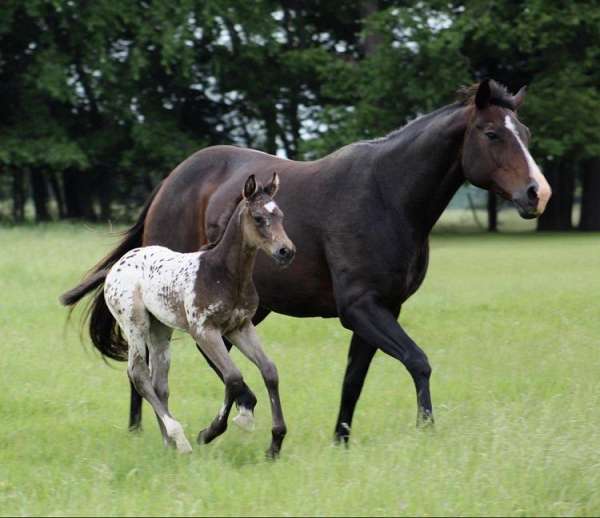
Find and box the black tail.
[60,181,163,361]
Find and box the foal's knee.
[224,371,245,396]
[263,360,279,389]
[155,385,169,403]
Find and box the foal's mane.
[456,80,516,110]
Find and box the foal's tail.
[59,181,163,361]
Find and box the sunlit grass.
[1,224,599,516]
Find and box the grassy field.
[1,224,599,516]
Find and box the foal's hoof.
[232,407,255,432]
[197,428,210,445]
[175,438,193,454]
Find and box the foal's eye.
[253,215,265,225]
[485,131,499,141]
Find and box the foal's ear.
[475,78,491,110]
[512,85,527,110]
[263,172,280,198]
[243,175,258,199]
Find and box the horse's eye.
[485,131,499,141]
[253,215,265,225]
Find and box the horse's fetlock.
[272,424,287,439]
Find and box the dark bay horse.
[61,80,551,443]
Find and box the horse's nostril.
[527,185,538,202]
[278,247,290,258]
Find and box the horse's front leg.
[193,327,246,445]
[334,334,377,444]
[339,295,433,427]
[227,321,286,459]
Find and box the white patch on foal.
[264,201,277,213]
[233,407,255,432]
[504,115,551,211]
[162,415,192,453]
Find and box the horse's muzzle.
[512,181,544,219]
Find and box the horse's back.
[143,146,303,252]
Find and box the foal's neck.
[373,104,470,238]
[206,203,257,293]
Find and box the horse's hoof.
[232,407,255,432]
[417,411,435,430]
[265,446,280,460]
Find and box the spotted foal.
[104,173,295,456]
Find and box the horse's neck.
[373,105,469,237]
[207,205,257,292]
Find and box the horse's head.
[241,173,296,267]
[461,79,551,219]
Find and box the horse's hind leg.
[227,322,287,459]
[124,309,191,453]
[192,328,245,445]
[148,318,174,447]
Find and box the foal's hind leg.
[192,327,245,445]
[123,310,191,453]
[228,322,287,458]
[148,318,174,447]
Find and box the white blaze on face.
[264,201,277,213]
[504,115,551,213]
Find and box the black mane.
[456,80,516,110]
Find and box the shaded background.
[1,0,599,231]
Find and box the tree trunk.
[29,168,51,222]
[579,157,600,231]
[537,162,575,231]
[12,170,26,223]
[96,169,112,221]
[361,1,383,57]
[262,106,278,155]
[63,169,97,221]
[48,170,66,218]
[487,192,498,232]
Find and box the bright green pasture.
[1,225,599,516]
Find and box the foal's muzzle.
[273,245,295,268]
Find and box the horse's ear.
[243,175,258,199]
[513,85,527,110]
[475,79,491,110]
[263,172,280,197]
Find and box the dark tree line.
[1,0,599,230]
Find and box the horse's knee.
[407,353,431,380]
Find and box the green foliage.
[0,0,598,222]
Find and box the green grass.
[1,224,600,516]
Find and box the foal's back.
[104,245,203,332]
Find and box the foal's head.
[460,79,551,219]
[241,173,296,267]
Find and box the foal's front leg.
[192,327,246,445]
[227,322,287,458]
